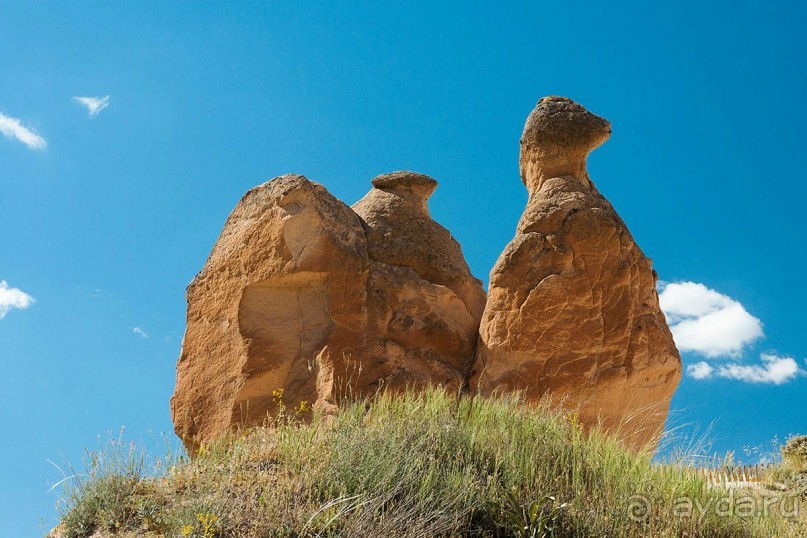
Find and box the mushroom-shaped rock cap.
[371,171,438,201]
[520,97,611,190]
[521,96,611,153]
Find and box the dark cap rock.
[521,96,611,154]
[371,171,438,200]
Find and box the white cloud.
[687,361,715,380]
[659,281,763,358]
[687,354,805,385]
[717,354,804,385]
[0,281,35,319]
[666,281,805,387]
[133,326,149,339]
[73,95,110,117]
[0,112,47,150]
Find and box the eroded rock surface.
[353,171,487,393]
[172,172,485,451]
[471,97,682,450]
[170,175,370,450]
[172,98,682,453]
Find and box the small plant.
[272,387,286,422]
[782,435,807,470]
[175,512,222,538]
[501,490,567,538]
[564,410,581,432]
[268,387,312,426]
[196,512,221,538]
[294,399,309,416]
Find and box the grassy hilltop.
[52,389,805,537]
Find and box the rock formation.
[471,97,681,450]
[352,172,487,395]
[172,97,682,453]
[353,171,486,322]
[170,175,368,450]
[171,172,485,451]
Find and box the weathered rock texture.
[352,171,486,323]
[471,97,682,450]
[351,172,487,396]
[171,172,485,451]
[172,97,682,453]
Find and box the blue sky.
[1,1,805,535]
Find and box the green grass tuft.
[51,389,806,537]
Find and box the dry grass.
[51,388,806,537]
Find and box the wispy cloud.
[133,326,149,339]
[73,95,110,117]
[686,361,715,380]
[0,112,47,150]
[687,354,805,385]
[0,281,35,319]
[659,281,763,358]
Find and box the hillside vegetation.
[51,389,805,537]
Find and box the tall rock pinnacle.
[471,96,682,450]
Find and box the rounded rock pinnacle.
[519,96,611,190]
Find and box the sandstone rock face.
[173,98,682,452]
[171,172,485,450]
[471,97,682,450]
[352,171,486,322]
[353,171,487,394]
[170,175,369,449]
